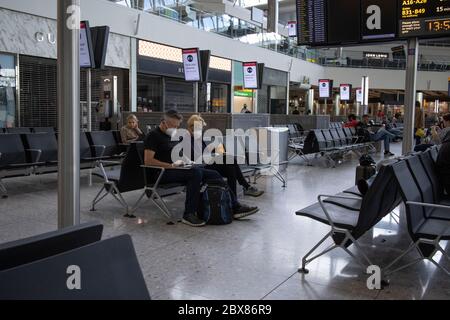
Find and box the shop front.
[137,40,232,114]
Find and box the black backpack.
[198,184,233,225]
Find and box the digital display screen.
[80,21,94,68]
[327,0,360,45]
[182,48,201,82]
[318,79,332,98]
[399,0,450,37]
[296,0,327,45]
[243,62,258,89]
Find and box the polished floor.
[1,142,449,300]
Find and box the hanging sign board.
[356,88,363,103]
[340,84,352,101]
[288,21,297,37]
[182,48,201,82]
[243,62,258,89]
[319,79,332,98]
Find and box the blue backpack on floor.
[199,184,233,225]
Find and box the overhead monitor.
[288,21,297,37]
[340,84,352,101]
[91,26,110,70]
[327,0,360,45]
[296,0,327,45]
[356,88,363,103]
[182,48,201,82]
[360,0,397,41]
[243,62,258,89]
[318,79,333,98]
[398,0,450,38]
[80,21,95,68]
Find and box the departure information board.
[296,0,450,47]
[399,0,450,37]
[296,0,327,45]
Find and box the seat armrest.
[91,145,106,157]
[406,201,450,211]
[141,165,166,189]
[26,149,42,163]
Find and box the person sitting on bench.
[144,110,258,227]
[186,114,264,198]
[357,115,395,156]
[344,114,359,128]
[121,114,145,143]
[435,114,450,195]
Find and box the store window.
[164,78,195,113]
[0,53,17,128]
[137,74,162,112]
[199,83,229,113]
[269,86,287,114]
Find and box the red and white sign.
[319,79,331,98]
[243,62,258,89]
[182,48,201,82]
[340,84,352,101]
[356,88,363,103]
[288,21,297,37]
[80,21,93,68]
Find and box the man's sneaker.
[233,204,259,219]
[181,214,206,227]
[244,186,264,197]
[384,151,395,157]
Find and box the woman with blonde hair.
[186,114,264,198]
[120,114,144,143]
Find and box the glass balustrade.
[109,0,450,72]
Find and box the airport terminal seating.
[0,131,125,198]
[288,128,374,167]
[296,161,402,274]
[0,222,150,299]
[383,148,450,279]
[330,122,343,129]
[91,142,185,220]
[0,221,103,271]
[296,145,450,281]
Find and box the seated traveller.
[121,114,145,144]
[344,114,359,128]
[186,114,264,198]
[436,114,450,195]
[144,110,258,227]
[382,117,402,141]
[357,115,396,157]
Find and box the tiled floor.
[1,142,449,300]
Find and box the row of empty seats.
[329,122,344,129]
[0,131,126,198]
[289,127,374,167]
[296,145,449,284]
[1,127,55,134]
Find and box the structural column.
[402,38,419,155]
[57,0,80,228]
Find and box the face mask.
[165,128,177,137]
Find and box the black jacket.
[436,130,450,192]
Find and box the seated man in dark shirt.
[357,115,396,156]
[144,110,258,227]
